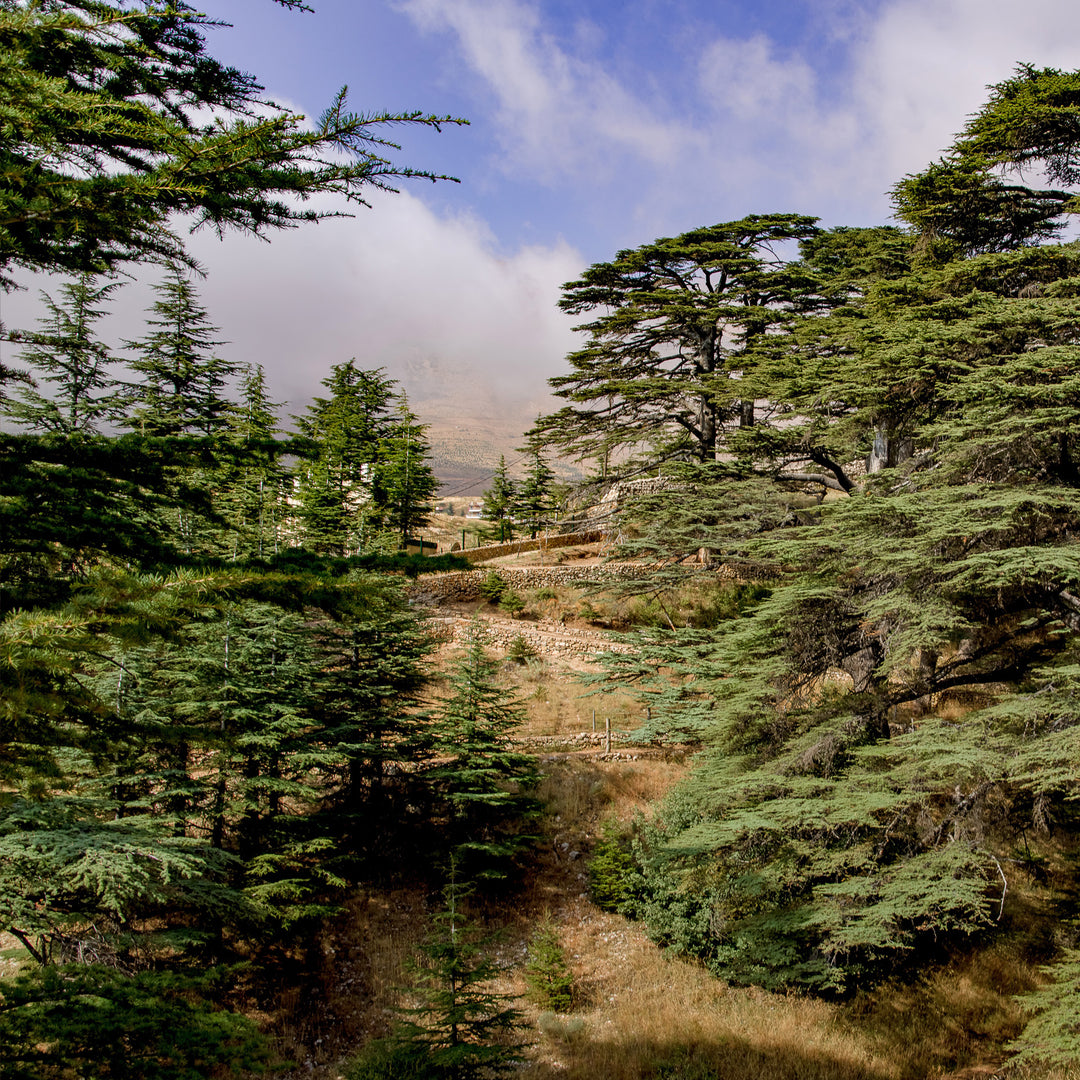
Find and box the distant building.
[465,500,485,519]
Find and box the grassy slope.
[262,572,1069,1080]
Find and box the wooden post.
[592,709,596,732]
[605,717,611,755]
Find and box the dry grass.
[263,754,1063,1080]
[507,658,645,738]
[512,912,890,1080]
[260,585,1067,1080]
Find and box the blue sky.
[7,0,1080,429]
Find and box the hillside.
[267,548,1053,1080]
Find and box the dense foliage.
[539,64,1080,1066]
[0,5,499,1077]
[0,0,463,286]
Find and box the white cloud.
[397,0,701,184]
[2,190,584,431]
[851,0,1080,184]
[397,0,1080,231]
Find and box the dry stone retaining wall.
[453,530,605,563]
[406,564,654,606]
[425,614,634,660]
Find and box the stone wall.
[453,530,605,563]
[405,564,655,606]
[425,613,635,659]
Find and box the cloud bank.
[8,0,1080,448]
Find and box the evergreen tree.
[356,880,523,1080]
[572,75,1080,996]
[309,573,433,864]
[0,964,267,1080]
[5,274,124,434]
[120,268,246,555]
[426,629,539,880]
[380,393,439,544]
[481,456,517,543]
[0,1,463,286]
[124,268,238,438]
[293,362,396,555]
[532,214,821,469]
[514,438,558,540]
[218,365,288,560]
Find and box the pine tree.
[0,2,463,286]
[293,362,396,555]
[425,629,539,880]
[481,456,517,543]
[309,573,433,865]
[514,443,557,541]
[356,879,523,1080]
[124,268,238,438]
[5,274,125,434]
[217,366,288,561]
[557,68,1080,998]
[380,393,439,545]
[532,215,821,469]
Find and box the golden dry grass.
[509,911,891,1080]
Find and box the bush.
[479,571,507,604]
[346,1037,430,1080]
[588,821,637,911]
[537,1011,585,1044]
[0,964,268,1080]
[578,599,601,623]
[498,590,525,617]
[505,635,538,665]
[523,915,576,1011]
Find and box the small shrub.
[533,586,558,602]
[346,1036,429,1080]
[524,915,576,1011]
[537,1011,586,1044]
[588,821,637,911]
[480,571,507,603]
[498,589,525,617]
[627,596,667,628]
[505,635,538,664]
[578,599,601,622]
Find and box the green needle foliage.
[0,1,470,1067]
[0,1,464,285]
[533,214,822,469]
[0,964,267,1080]
[6,274,126,434]
[426,629,540,880]
[377,881,524,1080]
[481,456,517,543]
[523,914,576,1012]
[552,65,1080,1006]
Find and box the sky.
[7,0,1080,427]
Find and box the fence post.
[605,717,611,755]
[592,709,596,732]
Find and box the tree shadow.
[524,1032,893,1080]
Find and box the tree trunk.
[866,421,913,474]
